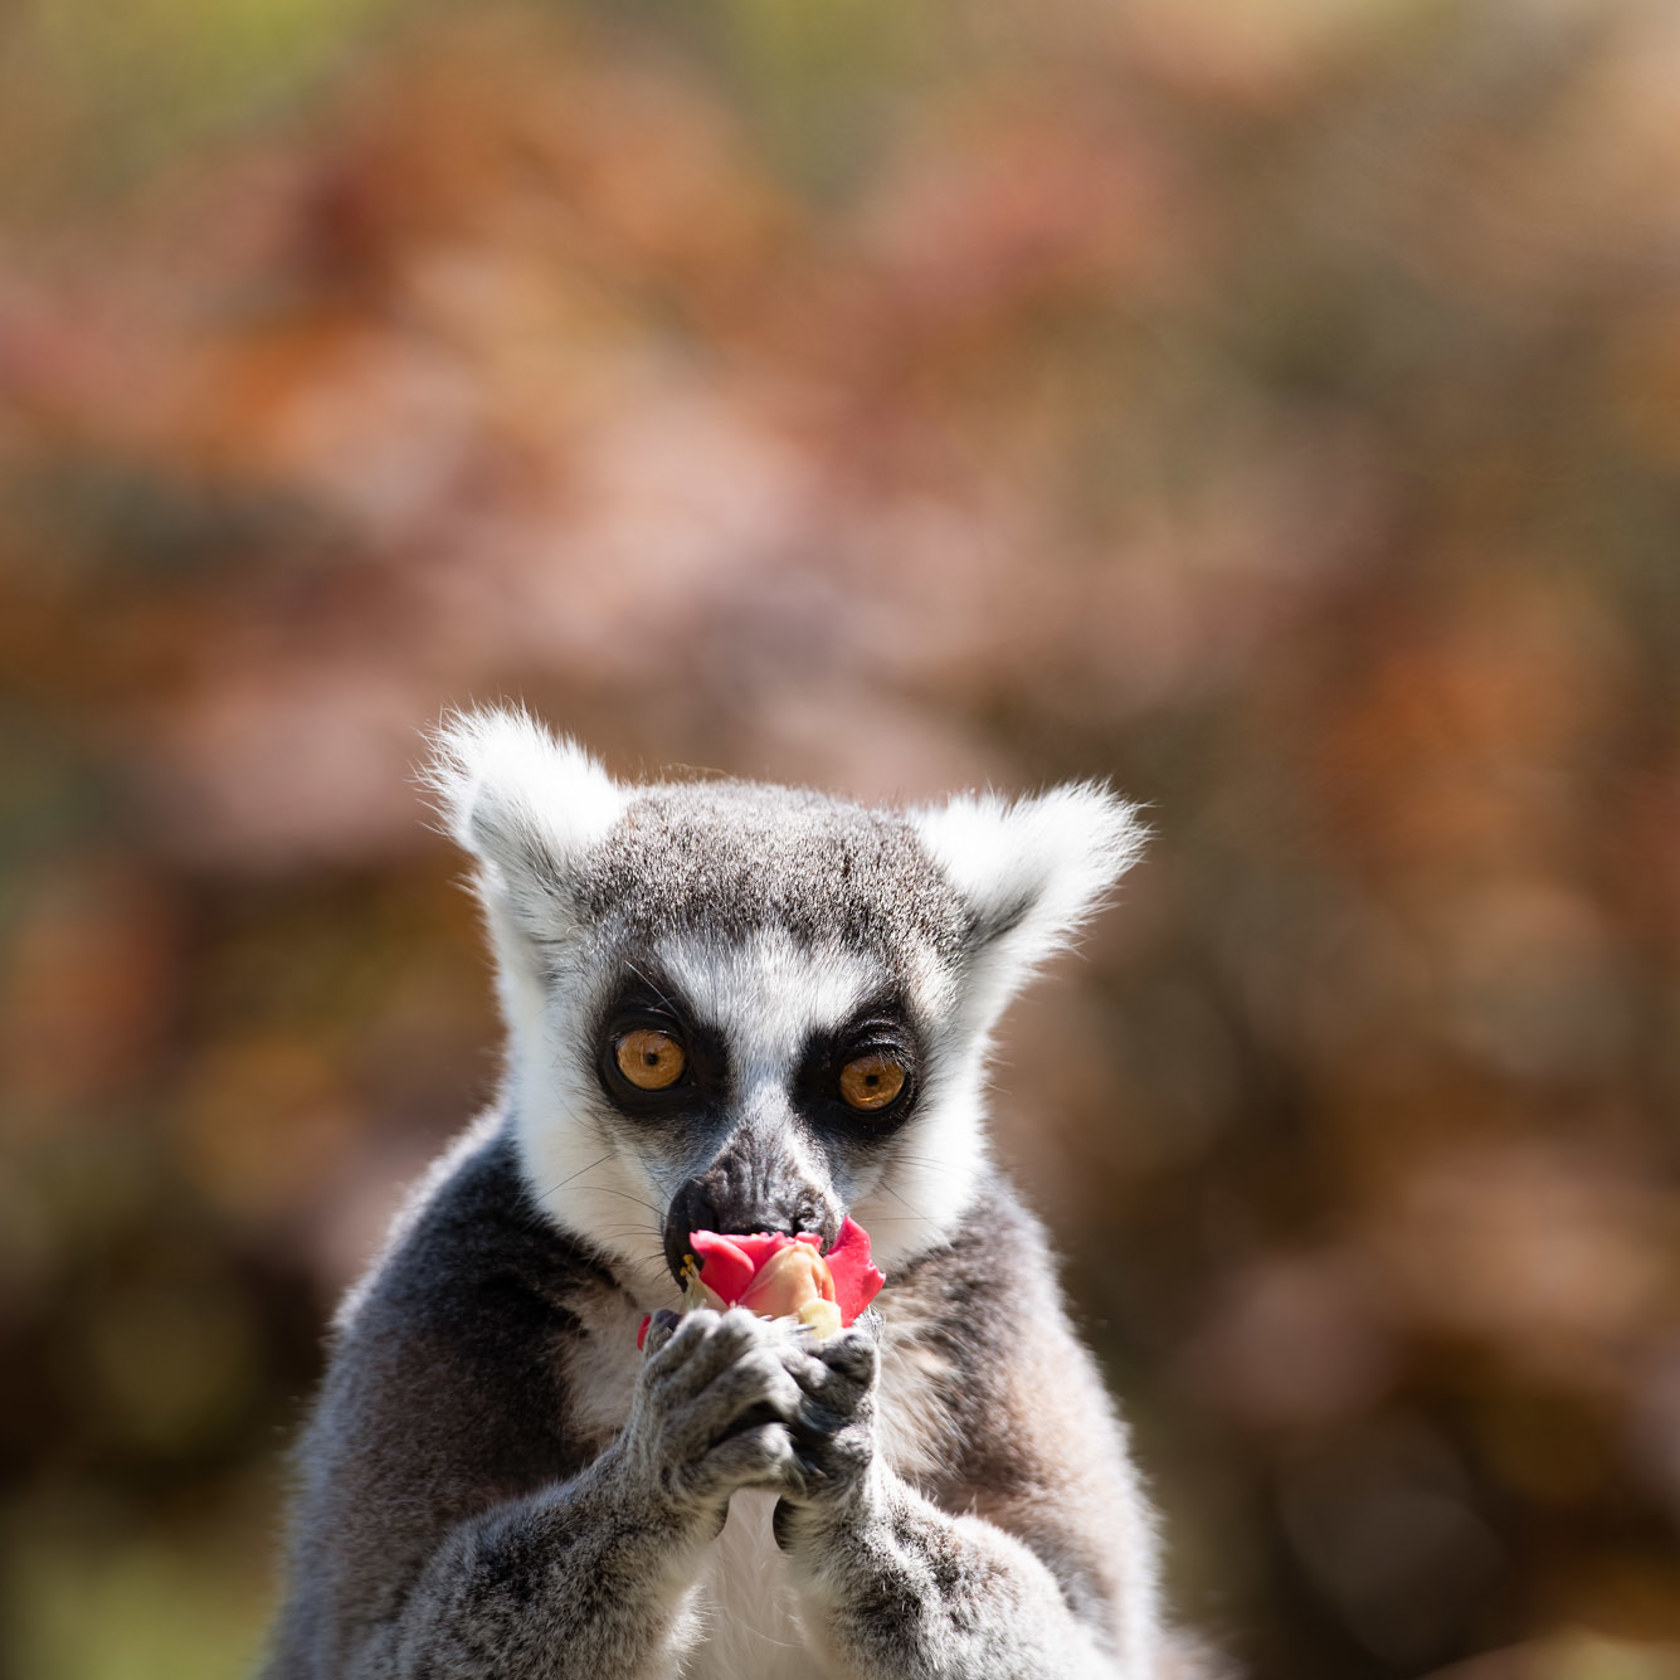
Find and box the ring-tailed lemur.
[261,709,1215,1680]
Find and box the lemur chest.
[685,1489,831,1680]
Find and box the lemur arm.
[342,1451,704,1680]
[343,1308,811,1680]
[772,1199,1162,1680]
[782,1464,1125,1680]
[773,1323,1148,1680]
[260,1139,815,1680]
[306,1310,815,1680]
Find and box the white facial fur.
[655,929,873,1240]
[508,926,990,1300]
[517,930,880,1304]
[658,929,990,1277]
[428,709,1145,1301]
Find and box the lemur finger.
[687,1422,805,1503]
[787,1431,873,1496]
[645,1308,773,1402]
[669,1349,802,1458]
[639,1309,682,1360]
[779,1328,878,1412]
[818,1324,879,1384]
[640,1306,716,1384]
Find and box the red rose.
[637,1218,885,1349]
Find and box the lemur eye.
[839,1053,906,1112]
[616,1028,686,1090]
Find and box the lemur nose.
[661,1173,837,1290]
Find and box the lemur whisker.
[878,1179,943,1235]
[573,1182,667,1220]
[602,1226,664,1251]
[622,956,679,1014]
[533,1150,618,1206]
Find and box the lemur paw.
[622,1308,807,1521]
[773,1313,883,1543]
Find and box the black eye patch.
[593,973,731,1122]
[795,994,921,1139]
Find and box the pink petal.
[729,1232,797,1270]
[689,1230,756,1304]
[689,1229,801,1304]
[688,1224,884,1323]
[825,1218,886,1326]
[739,1244,832,1319]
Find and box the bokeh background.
[4,1,1680,1676]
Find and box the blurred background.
[3,0,1680,1676]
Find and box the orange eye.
[839,1053,906,1112]
[616,1028,686,1091]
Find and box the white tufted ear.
[424,707,626,1044]
[427,706,624,884]
[913,783,1146,1033]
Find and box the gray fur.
[576,783,973,964]
[261,713,1211,1678]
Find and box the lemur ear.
[912,783,1145,1029]
[425,706,624,911]
[425,708,625,1048]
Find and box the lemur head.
[430,709,1143,1307]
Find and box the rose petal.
[739,1243,834,1320]
[735,1232,809,1267]
[683,1273,727,1314]
[824,1218,886,1325]
[688,1230,762,1304]
[674,1220,884,1337]
[637,1313,652,1351]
